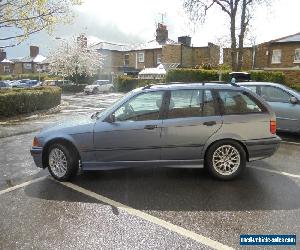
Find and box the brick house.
[0,46,49,75]
[223,32,300,83]
[92,23,220,78]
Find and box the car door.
[161,89,222,160]
[260,85,300,132]
[93,90,166,162]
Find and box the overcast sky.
[4,0,300,58]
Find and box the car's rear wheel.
[109,86,114,92]
[205,140,246,180]
[92,88,99,94]
[47,143,79,181]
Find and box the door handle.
[144,125,158,130]
[203,121,217,126]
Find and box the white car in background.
[84,80,114,94]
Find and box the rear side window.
[260,86,291,103]
[218,90,264,115]
[167,89,217,119]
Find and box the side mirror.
[91,111,100,119]
[290,96,298,104]
[106,113,115,123]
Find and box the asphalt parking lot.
[0,92,299,249]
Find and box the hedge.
[61,84,87,93]
[0,87,61,117]
[166,69,231,83]
[166,69,286,84]
[249,71,285,83]
[114,76,165,92]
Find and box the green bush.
[0,87,61,117]
[249,71,285,83]
[115,76,138,92]
[115,76,167,92]
[287,83,300,92]
[166,69,231,82]
[61,84,87,93]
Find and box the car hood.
[39,116,95,137]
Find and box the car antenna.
[229,77,239,87]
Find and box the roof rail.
[142,84,152,90]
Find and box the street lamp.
[55,37,69,85]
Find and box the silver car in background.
[84,80,114,94]
[31,83,281,181]
[239,82,300,133]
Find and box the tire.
[109,86,114,92]
[205,140,246,180]
[92,88,99,94]
[47,143,79,181]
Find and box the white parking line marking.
[249,166,300,179]
[59,181,233,250]
[0,176,48,195]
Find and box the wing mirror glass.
[290,96,298,104]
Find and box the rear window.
[218,90,265,115]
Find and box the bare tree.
[183,0,270,71]
[0,0,82,49]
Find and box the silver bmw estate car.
[31,83,281,181]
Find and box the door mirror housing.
[289,96,298,104]
[105,113,115,123]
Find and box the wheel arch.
[42,137,81,169]
[203,138,250,164]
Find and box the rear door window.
[218,90,264,115]
[167,89,217,119]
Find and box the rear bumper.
[244,136,281,161]
[30,147,43,168]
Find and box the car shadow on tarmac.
[24,166,300,212]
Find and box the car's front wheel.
[47,143,79,181]
[205,140,246,180]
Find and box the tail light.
[32,137,40,147]
[270,120,276,134]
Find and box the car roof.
[238,81,300,97]
[140,82,244,91]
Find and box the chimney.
[77,34,88,48]
[156,23,168,44]
[0,49,6,61]
[178,36,191,47]
[30,46,39,58]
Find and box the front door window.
[114,91,164,121]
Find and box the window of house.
[114,91,164,121]
[271,49,281,64]
[23,63,32,70]
[218,90,264,115]
[3,65,10,73]
[167,89,216,119]
[294,48,300,63]
[138,52,144,63]
[157,54,161,64]
[124,54,129,66]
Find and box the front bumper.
[30,147,43,168]
[244,136,281,161]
